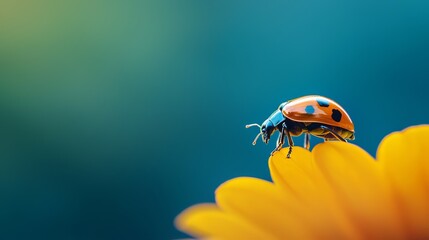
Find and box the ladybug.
[246,95,355,158]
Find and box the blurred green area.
[0,0,428,239]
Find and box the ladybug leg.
[304,133,310,150]
[282,123,294,158]
[276,127,285,149]
[320,125,347,142]
[285,129,294,158]
[271,128,285,155]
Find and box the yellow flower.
[175,125,429,240]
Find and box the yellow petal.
[269,147,319,196]
[269,147,362,240]
[313,141,403,239]
[377,125,429,237]
[176,125,429,239]
[174,203,269,240]
[215,177,311,239]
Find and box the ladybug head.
[246,109,285,146]
[260,119,275,144]
[245,120,275,145]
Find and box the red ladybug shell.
[282,95,354,132]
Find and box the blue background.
[0,0,428,239]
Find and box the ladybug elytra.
[246,95,355,158]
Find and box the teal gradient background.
[1,0,428,239]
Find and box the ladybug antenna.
[245,123,261,129]
[251,132,262,145]
[245,123,262,145]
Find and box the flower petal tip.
[376,124,429,159]
[174,203,224,238]
[174,203,215,229]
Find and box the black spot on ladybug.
[316,98,330,107]
[331,109,342,122]
[305,105,315,114]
